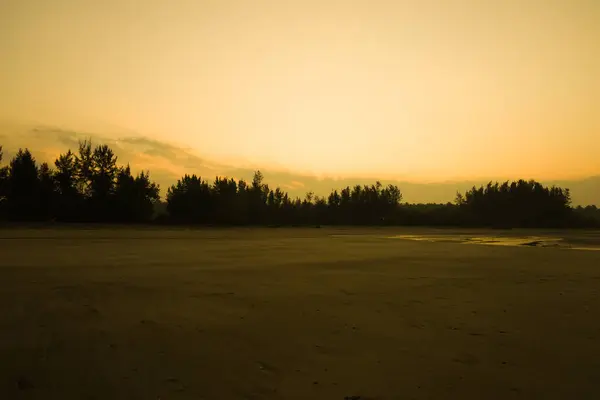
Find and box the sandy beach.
[1,227,599,399]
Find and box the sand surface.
[1,227,600,399]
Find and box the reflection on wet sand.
[387,234,600,251]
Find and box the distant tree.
[0,146,6,193]
[235,179,249,225]
[301,191,315,225]
[457,179,573,228]
[0,139,590,228]
[54,150,78,196]
[88,144,118,221]
[0,146,8,217]
[379,184,402,223]
[265,186,286,225]
[166,174,212,223]
[314,195,328,225]
[211,176,238,224]
[454,191,465,206]
[134,171,160,219]
[54,150,83,221]
[327,189,341,224]
[74,139,94,198]
[38,162,56,220]
[114,166,160,222]
[6,149,40,220]
[573,205,600,227]
[90,144,118,200]
[248,170,269,224]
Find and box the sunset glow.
[1,0,598,181]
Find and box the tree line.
[0,142,159,223]
[0,141,598,227]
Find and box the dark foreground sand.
[1,227,599,399]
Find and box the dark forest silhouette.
[0,141,598,227]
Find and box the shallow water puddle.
[464,236,562,247]
[568,246,600,251]
[387,234,600,251]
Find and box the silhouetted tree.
[53,150,82,221]
[457,180,573,228]
[235,179,250,225]
[6,149,40,220]
[0,140,594,228]
[211,176,239,224]
[38,162,56,220]
[0,146,8,218]
[573,205,600,227]
[248,170,269,224]
[88,144,118,221]
[114,166,160,222]
[74,139,94,197]
[166,175,212,223]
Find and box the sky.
[1,0,599,183]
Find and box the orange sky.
[1,0,598,181]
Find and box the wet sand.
[387,231,600,251]
[1,227,599,399]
